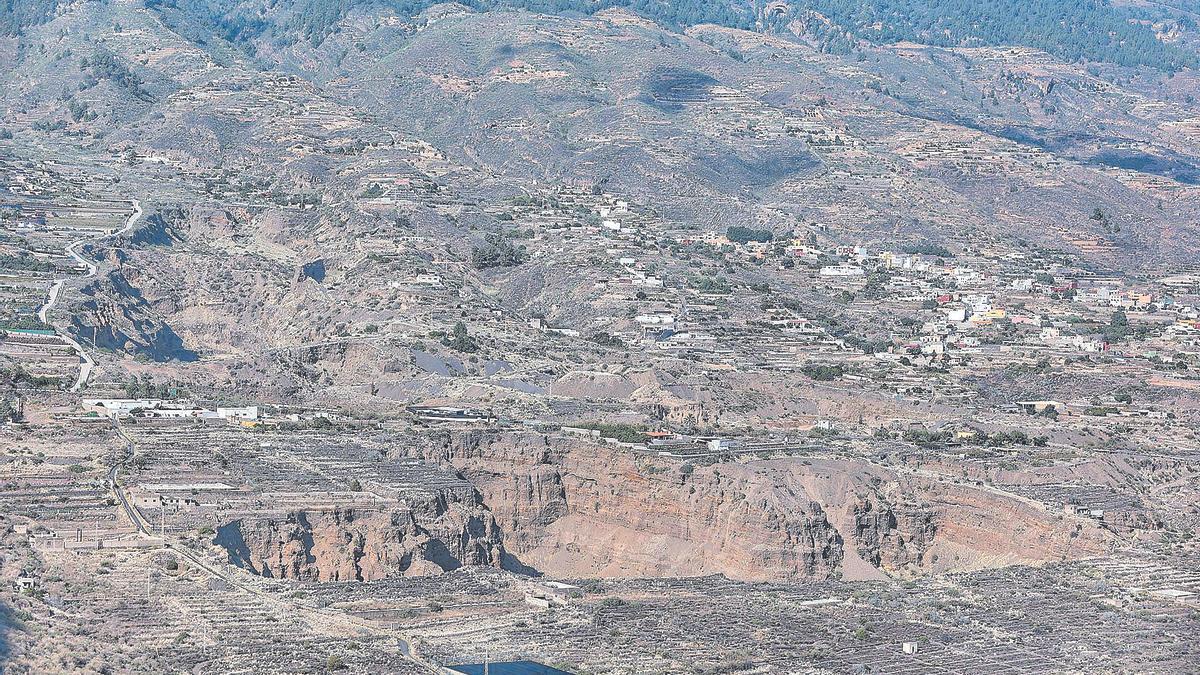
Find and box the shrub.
[472,233,527,269]
[801,364,844,381]
[726,226,773,244]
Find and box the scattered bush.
[472,233,527,269]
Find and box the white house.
[82,398,166,418]
[819,264,864,277]
[217,406,259,421]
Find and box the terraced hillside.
[2,1,1200,673]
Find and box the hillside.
[109,0,1200,70]
[1,2,1199,673]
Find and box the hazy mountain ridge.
[125,0,1200,70]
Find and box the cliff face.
[851,497,937,570]
[913,478,1113,572]
[400,431,1113,582]
[70,269,199,363]
[405,431,846,581]
[214,491,505,581]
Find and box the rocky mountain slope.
[3,0,1200,383]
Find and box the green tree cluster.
[471,233,528,269]
[726,226,773,244]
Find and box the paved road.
[37,199,143,392]
[108,424,148,535]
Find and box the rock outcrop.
[850,497,937,570]
[70,269,199,363]
[405,431,845,581]
[214,491,505,581]
[400,430,1114,582]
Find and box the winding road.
[37,199,143,392]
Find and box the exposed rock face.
[202,433,1118,585]
[70,269,199,363]
[215,492,505,581]
[400,431,1114,582]
[851,497,937,570]
[406,431,845,581]
[771,457,1113,578]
